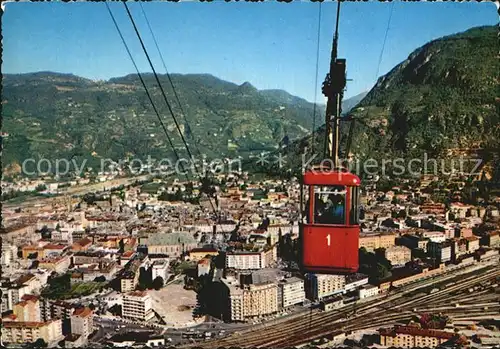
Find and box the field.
[42,276,106,300]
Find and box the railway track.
[181,264,499,348]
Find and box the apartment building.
[452,239,468,259]
[122,291,155,322]
[120,271,139,293]
[226,246,277,270]
[384,246,412,267]
[13,295,41,322]
[379,325,467,348]
[41,299,77,335]
[1,319,63,345]
[1,244,18,267]
[38,255,71,273]
[151,260,169,281]
[72,251,115,266]
[42,244,67,257]
[307,274,346,300]
[359,232,396,252]
[119,256,148,293]
[70,238,93,252]
[483,231,499,247]
[21,245,45,260]
[421,231,446,243]
[70,307,93,338]
[278,277,305,309]
[427,241,452,263]
[14,274,41,296]
[224,280,279,322]
[228,287,244,322]
[226,251,261,270]
[399,234,429,251]
[242,282,278,318]
[1,275,41,313]
[465,236,480,253]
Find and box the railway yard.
[180,258,500,348]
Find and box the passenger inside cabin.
[314,186,346,224]
[324,193,345,224]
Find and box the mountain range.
[2,25,498,179]
[1,70,366,174]
[267,25,499,178]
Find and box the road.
[91,317,161,343]
[91,315,249,346]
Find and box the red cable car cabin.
[300,167,360,274]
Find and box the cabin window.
[301,185,310,223]
[313,185,346,225]
[350,186,360,225]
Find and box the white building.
[70,307,93,338]
[278,277,305,309]
[427,241,452,263]
[421,231,446,243]
[226,252,261,270]
[1,244,18,267]
[344,274,369,293]
[151,261,169,281]
[225,247,277,270]
[307,274,346,300]
[51,227,74,244]
[122,291,154,322]
[359,284,379,299]
[228,287,244,322]
[197,258,211,277]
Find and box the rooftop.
[75,237,92,246]
[3,320,57,329]
[147,231,197,246]
[346,273,369,284]
[190,247,218,253]
[14,273,36,285]
[72,307,93,318]
[380,325,466,343]
[126,290,148,298]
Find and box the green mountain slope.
[1,73,314,170]
[2,71,367,173]
[274,25,499,176]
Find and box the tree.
[118,239,125,253]
[138,266,152,289]
[31,338,48,348]
[94,275,106,282]
[30,260,39,269]
[35,184,47,192]
[152,276,164,290]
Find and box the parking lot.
[149,281,201,328]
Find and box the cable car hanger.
[299,1,361,276]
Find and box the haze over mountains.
[2,25,498,177]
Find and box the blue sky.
[2,1,497,101]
